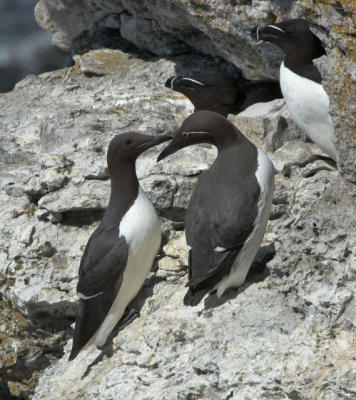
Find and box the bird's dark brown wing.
[184,147,260,305]
[69,225,128,360]
[239,80,282,112]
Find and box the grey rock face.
[35,0,356,181]
[0,47,355,399]
[0,49,223,397]
[2,0,356,396]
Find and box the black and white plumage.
[158,111,275,305]
[165,72,282,117]
[252,18,338,162]
[69,132,172,361]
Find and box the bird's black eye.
[181,132,189,139]
[125,139,132,146]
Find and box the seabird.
[251,18,338,162]
[165,72,282,117]
[69,132,171,360]
[157,111,275,305]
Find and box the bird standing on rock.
[251,18,338,162]
[165,72,282,117]
[158,111,275,305]
[69,132,171,361]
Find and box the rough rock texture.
[34,0,356,182]
[1,47,355,400]
[1,1,356,398]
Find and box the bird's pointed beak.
[157,136,185,162]
[137,134,173,150]
[157,129,211,162]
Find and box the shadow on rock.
[170,53,242,82]
[68,27,155,66]
[0,383,24,400]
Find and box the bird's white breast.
[92,186,161,347]
[119,186,161,255]
[280,61,337,161]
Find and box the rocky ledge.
[0,1,355,399]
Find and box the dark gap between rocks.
[0,299,73,400]
[0,383,25,400]
[159,207,186,227]
[59,208,105,227]
[25,191,43,206]
[68,26,156,67]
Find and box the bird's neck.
[102,161,139,225]
[284,54,313,68]
[284,39,325,68]
[213,131,243,152]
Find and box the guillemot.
[158,111,275,305]
[251,18,338,162]
[69,132,171,360]
[165,72,282,117]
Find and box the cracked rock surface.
[1,3,356,397]
[35,0,356,181]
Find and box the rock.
[35,0,282,78]
[0,49,225,396]
[0,299,69,399]
[120,14,190,56]
[232,99,304,153]
[0,4,355,397]
[271,141,329,175]
[35,0,356,180]
[70,27,136,59]
[157,230,188,282]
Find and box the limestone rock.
[232,99,304,154]
[157,230,188,282]
[35,0,356,180]
[1,3,356,397]
[120,14,190,56]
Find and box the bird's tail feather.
[69,292,113,361]
[183,249,239,307]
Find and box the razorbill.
[69,132,172,360]
[165,72,282,117]
[251,18,338,162]
[157,110,275,305]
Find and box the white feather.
[267,25,286,34]
[256,25,262,40]
[280,61,338,161]
[214,246,227,252]
[78,291,103,300]
[170,76,177,88]
[181,78,205,86]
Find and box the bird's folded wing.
[185,185,259,289]
[69,227,128,360]
[77,227,128,296]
